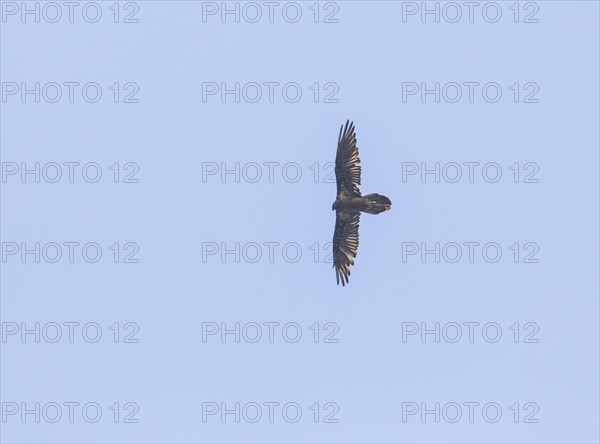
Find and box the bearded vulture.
[332,120,392,286]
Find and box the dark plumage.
[332,120,391,286]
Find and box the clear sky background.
[1,1,599,443]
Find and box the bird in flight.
[332,120,391,286]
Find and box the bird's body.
[332,196,366,212]
[333,194,391,214]
[332,120,391,286]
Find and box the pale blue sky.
[1,1,599,443]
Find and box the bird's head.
[331,201,336,211]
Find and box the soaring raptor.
[332,120,391,286]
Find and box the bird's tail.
[363,193,392,214]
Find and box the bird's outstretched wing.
[333,210,361,286]
[335,120,361,198]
